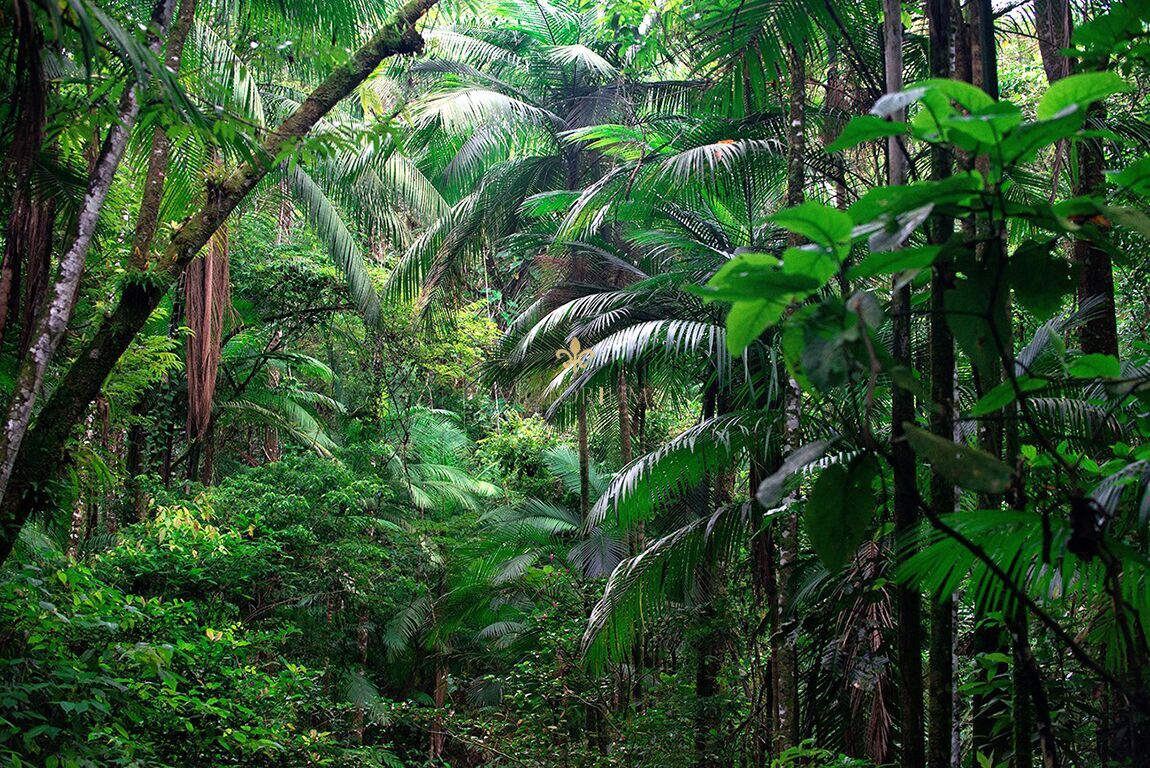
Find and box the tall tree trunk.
[749,453,775,766]
[17,198,57,357]
[967,4,1014,762]
[926,2,958,766]
[1033,0,1117,357]
[130,0,199,273]
[353,612,370,745]
[618,371,632,467]
[185,172,231,443]
[578,395,590,522]
[0,0,440,563]
[430,657,447,758]
[124,397,151,522]
[884,1,925,764]
[619,369,646,706]
[0,0,49,346]
[748,375,777,764]
[1072,121,1118,357]
[773,40,806,755]
[199,418,217,485]
[695,556,723,768]
[694,384,724,768]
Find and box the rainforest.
[1,0,1149,765]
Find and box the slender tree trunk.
[430,657,447,758]
[884,1,925,764]
[774,383,801,753]
[967,4,1015,762]
[748,380,777,764]
[199,418,217,485]
[0,0,49,346]
[0,0,439,563]
[578,395,590,522]
[130,0,199,273]
[619,369,647,706]
[124,397,151,522]
[1032,0,1117,356]
[265,366,283,462]
[1073,121,1118,357]
[773,41,805,755]
[695,556,723,768]
[925,3,958,766]
[1009,607,1062,768]
[749,464,775,765]
[17,198,56,357]
[694,385,724,768]
[618,371,632,467]
[353,612,370,745]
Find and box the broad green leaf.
[1067,354,1121,379]
[1001,110,1087,164]
[1106,206,1150,238]
[1107,158,1150,196]
[769,201,853,250]
[725,299,787,355]
[849,174,982,224]
[1036,72,1131,120]
[871,86,930,119]
[826,115,908,153]
[784,298,866,391]
[782,245,839,284]
[1009,240,1073,320]
[804,455,879,572]
[693,270,821,302]
[757,439,835,507]
[903,424,1014,494]
[945,267,1009,379]
[868,205,934,252]
[848,245,940,280]
[909,78,996,112]
[944,101,1024,147]
[970,376,1047,417]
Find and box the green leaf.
[970,376,1047,417]
[849,174,982,224]
[724,299,787,355]
[1106,206,1150,238]
[1067,354,1121,379]
[782,245,840,284]
[847,245,940,280]
[943,101,1023,147]
[757,439,835,507]
[913,78,997,112]
[804,455,879,571]
[1009,240,1074,320]
[1001,110,1087,164]
[1036,72,1131,120]
[693,270,821,302]
[945,266,1009,379]
[1107,158,1150,196]
[826,115,908,153]
[769,201,853,250]
[903,424,1014,494]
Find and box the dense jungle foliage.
[1,0,1149,765]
